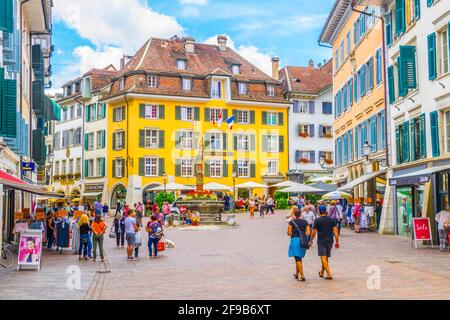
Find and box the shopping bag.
[157,241,166,252]
[109,225,116,239]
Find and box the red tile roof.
[280,59,333,95]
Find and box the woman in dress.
[287,208,310,281]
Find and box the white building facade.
[279,60,334,182]
[378,0,450,239]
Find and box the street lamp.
[232,171,237,201]
[163,172,167,192]
[363,141,388,166]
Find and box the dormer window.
[148,75,158,88]
[267,84,275,97]
[182,78,192,91]
[232,64,240,75]
[238,82,247,95]
[211,81,222,98]
[119,78,125,91]
[177,59,186,70]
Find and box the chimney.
[308,59,314,68]
[183,37,195,54]
[120,55,133,69]
[271,57,280,80]
[217,35,227,52]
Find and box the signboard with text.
[412,217,432,241]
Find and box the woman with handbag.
[287,208,310,281]
[78,214,92,261]
[146,214,163,259]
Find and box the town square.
[0,0,449,302]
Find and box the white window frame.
[181,159,193,177]
[68,159,74,174]
[182,78,192,91]
[116,159,124,178]
[210,108,222,123]
[145,129,159,148]
[210,132,223,151]
[238,82,247,95]
[88,132,95,150]
[211,81,222,98]
[114,106,124,122]
[267,135,279,153]
[181,106,194,121]
[97,130,104,149]
[145,157,158,177]
[145,104,159,119]
[267,84,275,97]
[148,75,158,88]
[445,110,450,153]
[237,133,249,152]
[267,160,279,176]
[210,159,222,178]
[119,78,125,91]
[267,112,278,126]
[298,150,311,162]
[237,110,249,124]
[115,131,124,150]
[237,160,249,178]
[298,101,309,113]
[76,158,81,175]
[299,124,310,135]
[232,64,240,75]
[177,59,186,70]
[88,159,94,177]
[439,28,449,75]
[180,130,194,150]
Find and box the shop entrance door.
[396,185,425,237]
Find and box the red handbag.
[157,241,165,252]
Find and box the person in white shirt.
[301,206,315,229]
[435,205,450,252]
[336,201,344,234]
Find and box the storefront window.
[396,187,413,237]
[437,172,449,212]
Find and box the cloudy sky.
[50,0,334,91]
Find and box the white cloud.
[73,46,123,74]
[178,0,208,4]
[204,35,274,76]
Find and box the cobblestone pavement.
[1,210,449,300]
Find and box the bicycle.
[0,244,14,268]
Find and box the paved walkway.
[1,210,449,300]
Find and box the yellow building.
[102,36,289,206]
[319,1,387,204]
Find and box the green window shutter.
[370,116,377,151]
[368,57,374,90]
[84,134,89,151]
[279,136,284,152]
[139,104,145,118]
[250,161,256,178]
[204,108,210,122]
[158,158,165,176]
[262,135,268,152]
[427,33,437,81]
[222,109,228,120]
[250,134,256,152]
[419,113,426,159]
[395,0,405,35]
[102,103,106,119]
[194,107,200,121]
[222,160,228,177]
[204,132,211,150]
[402,121,410,163]
[175,106,181,120]
[101,158,106,177]
[223,133,227,151]
[409,119,417,162]
[0,76,17,138]
[175,162,181,177]
[232,109,238,122]
[233,134,237,151]
[360,65,366,96]
[262,111,267,125]
[233,160,238,176]
[387,66,395,104]
[386,13,392,47]
[121,131,126,150]
[112,160,116,178]
[278,112,284,126]
[121,160,125,177]
[159,105,165,119]
[250,111,255,124]
[0,0,14,33]
[204,160,210,177]
[414,0,420,19]
[139,129,145,148]
[159,130,165,148]
[427,0,433,7]
[112,132,117,150]
[397,56,407,97]
[84,160,89,178]
[175,131,181,149]
[396,126,401,164]
[139,158,145,176]
[399,46,417,89]
[112,107,116,122]
[102,130,106,148]
[85,105,90,122]
[430,111,440,157]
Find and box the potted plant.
[325,159,334,165]
[300,158,310,164]
[299,132,309,138]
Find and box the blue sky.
[50,0,334,91]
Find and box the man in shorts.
[309,205,340,280]
[124,210,137,260]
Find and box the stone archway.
[142,183,161,204]
[110,183,127,208]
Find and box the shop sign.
[85,184,104,192]
[57,210,69,218]
[73,210,83,218]
[412,217,432,241]
[18,229,43,271]
[35,209,45,220]
[14,212,24,220]
[22,161,35,172]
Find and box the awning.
[0,178,65,197]
[0,170,29,185]
[338,169,387,191]
[389,164,450,186]
[82,192,102,197]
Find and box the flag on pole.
[217,110,223,127]
[225,115,235,130]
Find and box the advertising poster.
[18,229,43,270]
[412,217,432,241]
